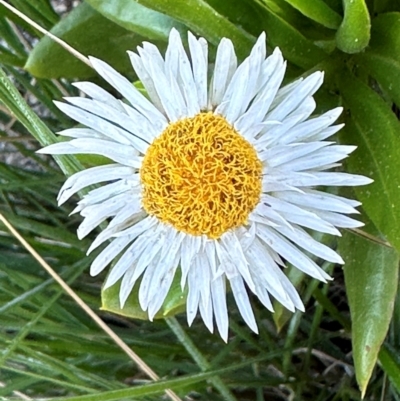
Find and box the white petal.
[119,264,138,307]
[147,232,184,319]
[187,263,201,326]
[256,98,316,149]
[264,142,332,168]
[256,224,331,281]
[246,238,301,311]
[276,107,343,145]
[211,275,228,341]
[169,29,200,116]
[209,38,237,108]
[204,239,218,277]
[77,179,136,209]
[64,97,156,145]
[311,210,364,228]
[278,145,356,172]
[241,32,266,107]
[77,194,133,239]
[138,249,163,311]
[258,194,340,235]
[199,290,214,333]
[274,224,344,264]
[234,48,286,136]
[89,56,167,125]
[180,235,201,289]
[58,164,135,205]
[73,81,126,112]
[41,139,142,168]
[276,189,360,214]
[188,32,208,110]
[103,230,154,289]
[90,235,132,276]
[192,249,212,316]
[229,275,258,333]
[105,255,136,291]
[266,171,372,188]
[135,227,167,296]
[57,127,109,140]
[119,101,166,140]
[220,231,255,291]
[215,60,250,124]
[267,72,323,121]
[128,50,164,112]
[143,52,185,121]
[53,101,148,152]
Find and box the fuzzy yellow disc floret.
[140,112,263,239]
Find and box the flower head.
[40,29,372,341]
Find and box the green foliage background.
[0,0,400,400]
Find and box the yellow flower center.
[140,112,263,239]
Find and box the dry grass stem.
[0,213,182,401]
[0,0,91,67]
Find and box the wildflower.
[39,29,371,341]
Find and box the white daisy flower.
[40,29,372,341]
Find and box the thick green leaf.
[0,67,81,176]
[336,0,370,53]
[359,12,400,107]
[25,2,165,79]
[338,72,400,253]
[254,1,327,69]
[338,227,398,396]
[129,0,255,60]
[373,0,400,13]
[1,212,86,251]
[0,48,25,67]
[0,17,28,58]
[0,2,46,37]
[101,272,187,320]
[379,343,400,393]
[283,0,342,29]
[324,0,343,14]
[205,0,266,36]
[85,0,187,40]
[41,363,256,401]
[8,0,58,29]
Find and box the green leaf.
[379,343,400,393]
[0,48,25,67]
[338,226,398,396]
[25,2,165,79]
[336,0,371,53]
[85,0,187,40]
[129,0,255,60]
[359,12,400,107]
[0,17,28,58]
[101,272,187,320]
[324,0,343,14]
[254,1,327,69]
[373,0,400,13]
[41,364,250,401]
[338,72,400,253]
[0,67,81,176]
[283,0,342,29]
[204,0,266,36]
[1,212,86,251]
[7,0,58,29]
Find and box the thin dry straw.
[0,0,91,67]
[0,216,182,401]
